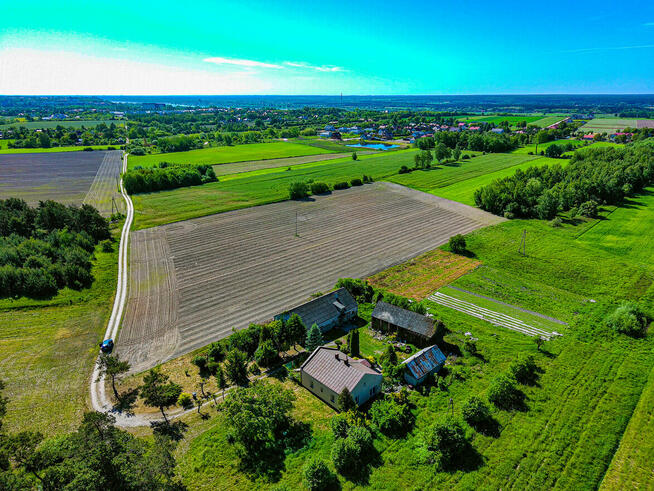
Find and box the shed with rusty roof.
[402,344,447,385]
[300,347,382,408]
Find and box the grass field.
[128,142,333,169]
[512,139,586,155]
[432,157,565,206]
[531,115,568,127]
[456,115,544,124]
[576,188,654,267]
[0,144,115,154]
[0,120,123,130]
[130,149,418,229]
[0,228,119,434]
[387,153,539,192]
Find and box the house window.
[330,395,334,403]
[355,396,359,403]
[310,381,314,389]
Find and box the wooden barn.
[371,301,436,346]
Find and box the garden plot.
[0,150,119,207]
[117,182,504,372]
[428,291,562,339]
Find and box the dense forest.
[473,140,654,219]
[123,163,218,194]
[0,199,110,298]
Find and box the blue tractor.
[100,339,114,354]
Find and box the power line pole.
[295,210,298,237]
[519,229,526,256]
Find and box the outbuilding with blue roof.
[402,344,447,385]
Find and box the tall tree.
[305,323,324,352]
[337,388,357,413]
[96,354,131,403]
[215,364,228,399]
[286,313,307,349]
[348,329,360,358]
[224,349,249,386]
[140,369,182,424]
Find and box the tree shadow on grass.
[151,420,189,441]
[443,441,484,473]
[112,387,140,415]
[470,417,502,438]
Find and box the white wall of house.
[300,370,382,408]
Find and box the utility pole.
[295,210,298,237]
[519,229,526,256]
[449,397,454,416]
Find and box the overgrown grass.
[512,138,586,155]
[0,226,119,434]
[128,142,333,169]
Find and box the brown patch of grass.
[368,248,481,299]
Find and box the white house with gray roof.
[275,288,358,333]
[300,347,382,408]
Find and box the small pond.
[346,143,399,151]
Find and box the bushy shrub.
[362,174,373,183]
[508,354,538,384]
[333,181,350,190]
[350,178,363,186]
[487,374,522,409]
[461,396,491,426]
[578,199,598,218]
[398,165,411,174]
[254,339,279,367]
[177,392,194,410]
[331,426,373,477]
[330,413,350,439]
[420,416,467,469]
[310,182,330,195]
[550,217,562,227]
[101,239,113,252]
[289,181,310,200]
[606,301,649,337]
[369,397,414,436]
[449,234,467,254]
[303,459,336,491]
[336,277,374,303]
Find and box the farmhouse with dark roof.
[402,344,447,385]
[275,288,357,332]
[371,301,436,346]
[300,347,382,408]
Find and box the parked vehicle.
[100,339,114,353]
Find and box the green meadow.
[130,149,418,229]
[512,138,586,154]
[456,115,543,124]
[128,141,333,169]
[432,157,566,206]
[0,229,119,435]
[387,153,538,192]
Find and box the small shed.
[275,288,357,333]
[371,301,436,346]
[300,347,382,408]
[402,345,447,385]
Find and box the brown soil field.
[367,248,481,299]
[117,182,504,373]
[211,151,373,177]
[0,150,122,213]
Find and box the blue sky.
[1,0,653,94]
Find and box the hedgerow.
[123,162,217,194]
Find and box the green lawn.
[0,144,115,154]
[576,188,654,268]
[531,115,568,127]
[0,120,123,130]
[131,149,418,229]
[512,139,586,155]
[387,153,539,192]
[0,228,119,435]
[580,118,644,133]
[433,157,567,206]
[128,142,334,169]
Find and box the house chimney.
[335,353,339,361]
[344,359,349,366]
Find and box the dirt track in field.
[117,182,504,373]
[83,151,124,215]
[0,150,121,213]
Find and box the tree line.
[123,162,217,194]
[0,199,110,298]
[474,141,654,219]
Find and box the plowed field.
[117,182,504,372]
